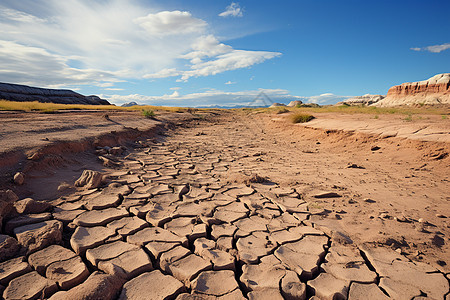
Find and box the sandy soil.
[0,109,449,299]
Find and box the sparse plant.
[374,115,379,119]
[404,114,413,121]
[276,107,289,114]
[442,115,448,120]
[290,113,314,123]
[142,109,155,119]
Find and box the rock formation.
[287,100,303,107]
[374,73,450,107]
[336,94,385,106]
[269,103,286,108]
[0,82,110,105]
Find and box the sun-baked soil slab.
[119,270,185,300]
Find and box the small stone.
[313,191,341,198]
[364,198,376,203]
[119,270,185,300]
[436,214,446,218]
[74,170,103,189]
[418,218,425,223]
[13,172,25,185]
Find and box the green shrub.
[290,113,314,123]
[142,109,155,118]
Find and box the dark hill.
[0,82,110,105]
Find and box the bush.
[290,113,314,123]
[142,109,155,118]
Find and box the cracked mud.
[0,111,449,300]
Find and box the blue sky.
[0,0,449,107]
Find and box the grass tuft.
[276,107,289,114]
[142,109,155,118]
[290,113,315,123]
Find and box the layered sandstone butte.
[0,82,110,105]
[336,94,385,106]
[374,73,450,107]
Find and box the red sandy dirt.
[0,109,449,299]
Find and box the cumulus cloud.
[179,50,281,81]
[411,43,450,53]
[219,2,243,18]
[134,11,207,36]
[0,40,118,87]
[0,0,279,88]
[225,81,236,85]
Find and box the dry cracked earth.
[0,111,449,299]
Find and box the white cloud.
[307,93,352,104]
[225,81,236,85]
[411,43,450,53]
[180,50,281,81]
[134,11,207,36]
[170,87,181,90]
[0,40,118,87]
[104,88,124,91]
[219,2,243,18]
[0,1,279,87]
[181,35,233,64]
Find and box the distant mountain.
[121,102,140,107]
[0,82,110,105]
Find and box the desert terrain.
[0,108,449,299]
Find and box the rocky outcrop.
[269,103,286,108]
[0,82,110,105]
[374,73,450,107]
[336,94,385,106]
[287,100,303,107]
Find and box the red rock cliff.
[375,73,450,106]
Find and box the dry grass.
[290,113,315,123]
[239,104,449,116]
[0,100,191,113]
